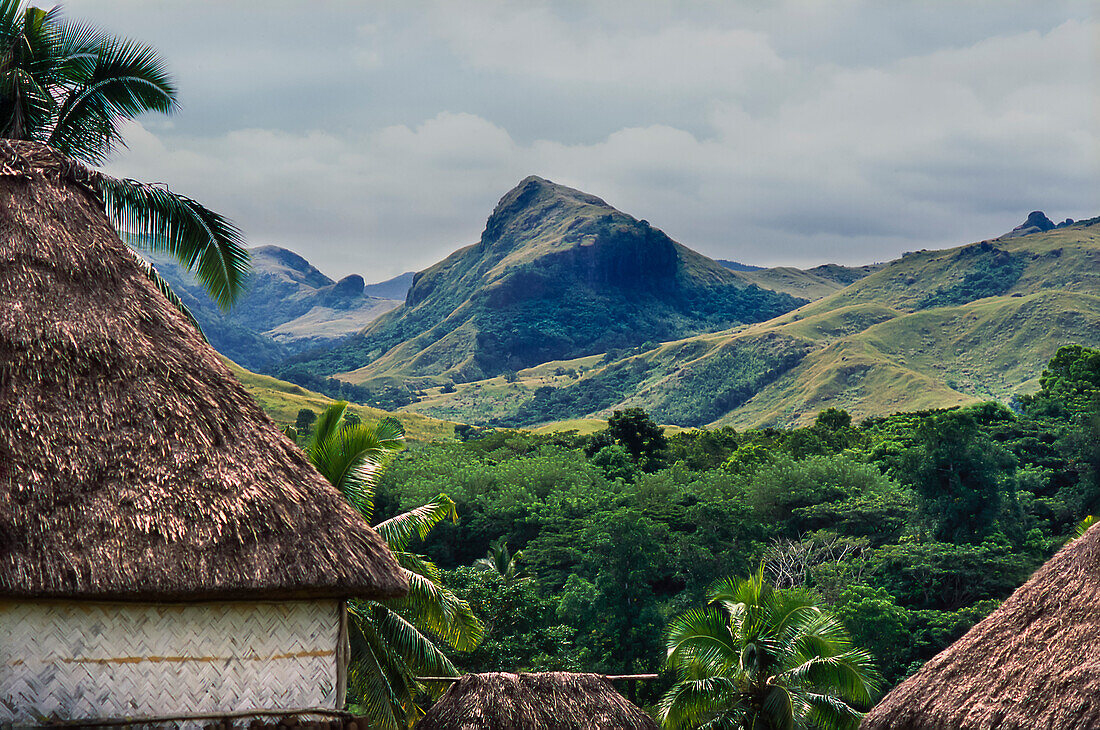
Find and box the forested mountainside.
[402,217,1100,428]
[286,176,804,386]
[372,345,1100,698]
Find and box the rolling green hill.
[395,218,1100,429]
[224,358,456,442]
[287,176,804,387]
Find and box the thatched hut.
[414,672,660,730]
[861,522,1100,729]
[0,141,407,724]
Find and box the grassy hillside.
[224,358,456,442]
[392,219,1100,429]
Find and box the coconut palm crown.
[0,0,248,310]
[658,566,880,730]
[305,401,484,729]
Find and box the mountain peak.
[483,176,614,245]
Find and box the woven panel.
[0,600,340,723]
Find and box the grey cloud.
[69,1,1099,280]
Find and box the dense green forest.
[370,345,1100,704]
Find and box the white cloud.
[96,5,1096,279]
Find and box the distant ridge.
[363,271,415,300]
[145,243,402,370]
[717,259,764,272]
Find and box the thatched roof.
[0,141,407,601]
[414,672,660,730]
[862,522,1100,730]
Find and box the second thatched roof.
[414,672,660,730]
[0,141,407,602]
[861,521,1100,730]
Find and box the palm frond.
[666,606,739,675]
[390,568,484,652]
[372,603,460,678]
[50,28,176,163]
[656,676,741,730]
[310,400,349,454]
[396,551,442,582]
[374,494,455,553]
[802,692,866,730]
[347,604,411,730]
[760,685,796,730]
[97,173,248,309]
[308,405,405,518]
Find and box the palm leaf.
[97,173,248,309]
[666,607,739,674]
[309,406,405,517]
[802,692,866,730]
[347,605,409,730]
[390,568,484,652]
[372,603,460,678]
[374,494,455,553]
[50,29,175,163]
[656,677,741,730]
[761,685,796,730]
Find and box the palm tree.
[305,401,484,729]
[473,537,529,585]
[0,1,248,311]
[658,565,879,730]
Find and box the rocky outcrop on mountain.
[1001,211,1078,239]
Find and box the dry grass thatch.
[0,141,407,601]
[414,672,660,730]
[861,521,1100,730]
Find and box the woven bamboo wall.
[0,600,341,724]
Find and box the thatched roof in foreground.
[415,672,659,730]
[0,141,407,601]
[862,522,1100,730]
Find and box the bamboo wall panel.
[0,600,340,724]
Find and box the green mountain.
[401,216,1100,428]
[297,176,804,385]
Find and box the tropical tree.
[658,565,880,730]
[0,1,248,312]
[473,537,529,585]
[305,401,484,729]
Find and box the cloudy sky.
[66,0,1098,281]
